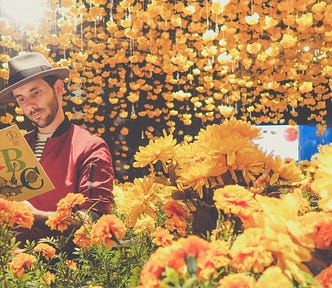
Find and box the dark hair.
[43,75,60,87]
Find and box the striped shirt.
[34,133,52,161]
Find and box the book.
[0,124,54,201]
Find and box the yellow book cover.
[0,125,54,201]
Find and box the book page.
[0,125,54,201]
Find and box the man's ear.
[53,79,64,96]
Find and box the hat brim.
[0,67,70,104]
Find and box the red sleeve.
[77,139,114,214]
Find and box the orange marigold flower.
[150,227,174,247]
[165,216,187,237]
[218,273,257,288]
[314,218,332,249]
[11,201,34,229]
[65,260,78,270]
[315,263,332,288]
[56,192,86,212]
[45,211,72,232]
[0,198,15,225]
[91,214,127,248]
[34,243,56,260]
[163,200,188,219]
[45,193,86,232]
[140,248,170,286]
[198,240,230,280]
[9,252,37,279]
[73,225,92,248]
[0,199,34,229]
[229,227,273,273]
[213,185,261,227]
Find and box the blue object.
[298,125,332,161]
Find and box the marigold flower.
[150,227,174,247]
[229,228,273,273]
[9,253,37,279]
[46,193,86,232]
[218,273,257,288]
[257,266,293,288]
[91,214,127,248]
[165,216,187,237]
[133,130,177,169]
[73,225,92,248]
[314,217,332,249]
[0,199,34,229]
[65,260,78,270]
[315,263,332,288]
[43,271,56,285]
[213,185,261,227]
[34,243,56,260]
[163,200,188,219]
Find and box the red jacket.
[25,117,114,214]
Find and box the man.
[0,52,114,242]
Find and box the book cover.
[0,125,54,201]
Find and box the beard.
[29,92,59,128]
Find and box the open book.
[0,125,54,201]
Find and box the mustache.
[30,108,42,117]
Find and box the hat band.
[8,65,52,85]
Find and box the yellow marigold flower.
[245,12,260,25]
[266,156,305,183]
[9,253,37,279]
[311,143,332,212]
[219,273,257,287]
[280,33,297,49]
[296,13,313,31]
[150,227,174,247]
[257,266,293,288]
[43,271,56,285]
[34,243,56,260]
[255,194,315,284]
[115,176,173,226]
[229,227,273,273]
[133,130,177,169]
[299,81,313,93]
[133,214,156,234]
[202,29,218,42]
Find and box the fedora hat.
[0,52,70,103]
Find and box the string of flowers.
[0,0,331,181]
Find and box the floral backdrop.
[0,0,332,181]
[1,1,332,286]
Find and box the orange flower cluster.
[9,252,37,279]
[0,0,331,181]
[73,214,127,248]
[33,243,56,260]
[45,193,86,232]
[0,198,34,229]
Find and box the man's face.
[12,78,59,128]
